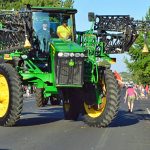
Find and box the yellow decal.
[4,54,12,60]
[109,58,116,64]
[51,44,55,55]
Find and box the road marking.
[95,128,111,149]
[146,108,150,114]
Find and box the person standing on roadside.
[145,85,149,99]
[124,84,138,112]
[140,85,146,99]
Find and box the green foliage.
[0,0,74,9]
[0,0,21,9]
[63,0,74,8]
[120,72,132,82]
[145,7,150,20]
[125,7,150,85]
[21,0,63,7]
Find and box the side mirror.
[88,12,95,22]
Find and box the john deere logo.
[69,59,75,67]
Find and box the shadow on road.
[16,107,64,127]
[15,105,149,127]
[109,110,139,127]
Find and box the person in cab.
[57,19,72,40]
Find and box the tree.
[125,7,150,85]
[120,72,132,82]
[21,0,63,7]
[63,0,74,8]
[0,0,74,9]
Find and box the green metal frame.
[76,22,117,104]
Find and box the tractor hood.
[51,38,84,53]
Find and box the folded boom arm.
[94,15,150,54]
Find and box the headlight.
[58,52,85,58]
[64,53,70,57]
[58,52,63,57]
[80,53,85,57]
[70,53,74,57]
[75,53,80,57]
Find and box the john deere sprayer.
[0,6,149,127]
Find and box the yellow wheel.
[0,63,23,127]
[0,74,9,118]
[83,69,120,127]
[84,97,106,118]
[84,78,107,118]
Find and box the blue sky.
[73,0,150,72]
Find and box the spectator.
[124,84,138,112]
[140,85,146,99]
[26,86,30,97]
[145,85,149,99]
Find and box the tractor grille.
[56,57,84,86]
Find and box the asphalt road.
[0,90,150,150]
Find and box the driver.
[57,19,72,40]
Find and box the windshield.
[32,12,74,39]
[32,12,74,53]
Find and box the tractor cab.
[31,7,77,55]
[29,7,78,72]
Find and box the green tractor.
[0,6,140,127]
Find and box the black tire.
[62,89,81,120]
[83,69,120,127]
[0,63,23,127]
[35,88,48,107]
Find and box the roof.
[31,6,77,14]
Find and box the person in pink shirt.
[145,85,149,99]
[124,84,138,112]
